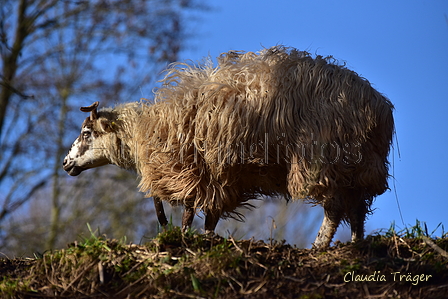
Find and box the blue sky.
[177,0,448,240]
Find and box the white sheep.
[63,46,394,248]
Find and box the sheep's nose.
[63,157,68,167]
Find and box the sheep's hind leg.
[347,191,368,243]
[182,206,195,232]
[349,212,365,243]
[153,196,168,227]
[313,198,343,249]
[204,210,220,234]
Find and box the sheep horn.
[80,101,99,120]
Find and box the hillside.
[1,226,447,298]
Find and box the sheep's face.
[63,102,111,176]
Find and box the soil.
[1,229,447,298]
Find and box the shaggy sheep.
[63,46,394,248]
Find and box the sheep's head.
[63,101,115,176]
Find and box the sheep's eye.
[82,131,91,139]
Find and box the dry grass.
[1,224,447,298]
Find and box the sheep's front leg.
[182,206,195,232]
[153,196,168,227]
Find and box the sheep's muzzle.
[62,158,85,176]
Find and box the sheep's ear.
[80,101,99,121]
[100,119,114,133]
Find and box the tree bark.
[0,0,29,138]
[46,93,68,249]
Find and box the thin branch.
[423,236,448,260]
[0,178,47,222]
[0,79,35,100]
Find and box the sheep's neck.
[109,111,140,173]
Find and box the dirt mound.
[1,228,447,298]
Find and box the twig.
[422,236,448,259]
[284,276,305,283]
[60,260,96,296]
[98,262,104,284]
[229,236,244,254]
[115,275,147,296]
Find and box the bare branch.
[0,79,34,100]
[0,178,46,222]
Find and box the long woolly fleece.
[108,46,394,221]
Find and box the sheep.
[63,46,394,248]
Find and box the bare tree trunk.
[0,0,30,138]
[46,94,68,249]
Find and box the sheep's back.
[138,46,394,212]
